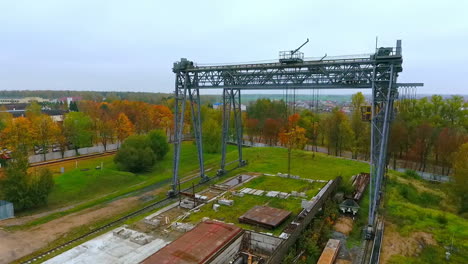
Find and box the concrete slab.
[241,188,252,194]
[44,228,170,264]
[253,190,264,196]
[266,191,279,197]
[247,188,257,194]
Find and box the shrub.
[202,118,221,153]
[0,149,54,211]
[436,214,448,225]
[114,135,156,172]
[404,170,420,179]
[148,129,169,160]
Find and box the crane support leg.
[188,87,207,183]
[367,64,397,238]
[219,88,232,175]
[171,73,188,196]
[231,89,246,167]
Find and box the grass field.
[25,143,237,213]
[44,145,367,211]
[182,175,326,235]
[242,147,369,181]
[241,175,325,198]
[384,171,468,264]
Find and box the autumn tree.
[64,112,93,154]
[245,118,259,144]
[31,115,58,160]
[115,113,134,146]
[452,143,468,214]
[409,122,435,172]
[279,113,307,176]
[323,108,352,156]
[298,110,320,153]
[52,123,68,158]
[263,118,281,145]
[434,128,464,175]
[388,119,408,169]
[25,101,42,119]
[0,106,12,131]
[350,92,367,159]
[0,117,33,151]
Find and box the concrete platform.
[44,228,171,264]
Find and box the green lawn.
[15,144,368,228]
[39,145,368,212]
[183,192,303,235]
[42,142,237,211]
[242,147,369,181]
[182,175,330,235]
[241,175,325,198]
[385,172,468,264]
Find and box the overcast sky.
[1,0,467,95]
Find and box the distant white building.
[213,103,247,111]
[0,97,49,104]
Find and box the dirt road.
[0,191,150,264]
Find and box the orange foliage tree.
[279,113,307,176]
[1,117,34,151]
[115,113,134,146]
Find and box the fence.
[0,200,14,220]
[396,168,451,182]
[28,143,119,164]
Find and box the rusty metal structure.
[142,221,243,264]
[238,206,291,229]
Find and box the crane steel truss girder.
[171,41,416,237]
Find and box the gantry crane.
[170,40,422,239]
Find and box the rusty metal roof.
[317,239,341,264]
[141,221,242,264]
[238,206,291,229]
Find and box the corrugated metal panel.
[0,200,14,220]
[142,221,242,264]
[238,206,291,229]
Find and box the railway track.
[21,174,220,264]
[361,217,385,264]
[29,151,117,168]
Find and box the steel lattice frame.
[170,40,422,236]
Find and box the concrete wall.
[248,231,283,255]
[210,234,244,264]
[0,200,14,220]
[266,177,342,264]
[28,143,118,163]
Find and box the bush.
[202,118,221,153]
[114,135,156,172]
[404,170,420,179]
[31,168,55,206]
[436,214,448,225]
[0,149,54,211]
[148,130,169,160]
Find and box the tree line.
[243,94,467,175]
[0,100,173,158]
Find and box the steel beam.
[171,72,188,196]
[220,88,232,174]
[188,87,207,182]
